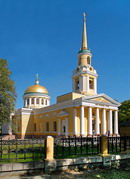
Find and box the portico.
[73,94,120,136]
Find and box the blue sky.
[0,0,130,108]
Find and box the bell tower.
[72,13,98,96]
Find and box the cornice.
[72,70,98,78]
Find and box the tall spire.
[35,74,39,85]
[81,12,88,50]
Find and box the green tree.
[0,58,16,126]
[118,100,130,123]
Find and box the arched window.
[36,98,39,104]
[87,56,90,65]
[45,99,47,105]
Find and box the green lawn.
[83,169,130,179]
[54,144,100,159]
[0,144,45,163]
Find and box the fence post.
[100,135,109,156]
[45,136,56,173]
[45,136,54,160]
[100,135,111,167]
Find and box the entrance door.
[62,119,68,136]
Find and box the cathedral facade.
[14,14,120,139]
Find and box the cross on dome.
[35,74,39,85]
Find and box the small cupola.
[23,74,50,109]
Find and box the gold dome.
[24,84,49,94]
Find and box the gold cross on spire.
[83,12,86,21]
[81,12,87,50]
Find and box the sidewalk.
[0,170,86,179]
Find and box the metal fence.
[54,135,130,158]
[0,138,45,163]
[1,136,130,163]
[54,136,101,158]
[108,136,130,154]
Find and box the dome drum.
[23,92,50,98]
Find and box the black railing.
[54,136,101,158]
[0,138,45,163]
[1,136,130,163]
[108,136,130,154]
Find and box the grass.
[0,144,45,163]
[84,169,130,179]
[54,144,100,159]
[0,142,125,163]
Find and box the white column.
[79,76,83,92]
[108,110,113,135]
[86,76,89,93]
[58,119,61,135]
[88,107,92,135]
[39,98,42,107]
[114,110,118,135]
[73,108,77,135]
[94,78,97,94]
[102,109,106,135]
[95,108,100,135]
[25,99,27,107]
[34,98,36,106]
[83,76,87,92]
[80,106,85,135]
[29,98,31,107]
[48,99,50,106]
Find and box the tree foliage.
[0,58,16,125]
[118,100,130,123]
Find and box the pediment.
[57,110,69,117]
[91,97,112,104]
[83,93,120,106]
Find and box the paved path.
[0,171,89,179]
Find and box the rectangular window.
[34,123,36,132]
[53,121,57,132]
[46,122,49,132]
